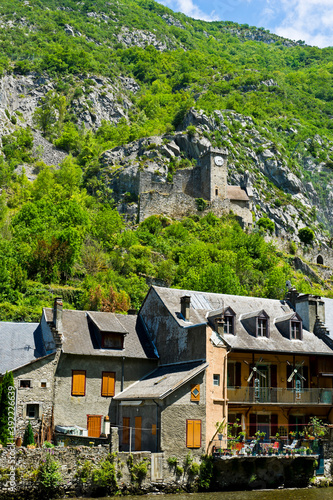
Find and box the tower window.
[215,188,219,196]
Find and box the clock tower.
[200,148,228,201]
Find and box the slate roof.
[0,322,46,375]
[43,309,157,359]
[87,311,128,334]
[227,186,249,201]
[114,360,207,400]
[149,286,333,355]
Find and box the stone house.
[113,286,333,456]
[1,300,158,442]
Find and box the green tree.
[23,421,35,447]
[298,227,315,245]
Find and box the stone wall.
[0,445,320,499]
[14,352,58,437]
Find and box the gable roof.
[0,322,46,375]
[149,286,333,355]
[43,309,157,359]
[114,360,207,400]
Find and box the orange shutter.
[101,372,115,397]
[72,370,86,396]
[152,424,157,436]
[123,417,130,444]
[87,415,102,437]
[135,416,142,451]
[191,384,200,402]
[187,420,201,448]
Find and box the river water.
[77,489,333,500]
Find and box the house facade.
[113,286,333,456]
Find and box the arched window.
[317,255,324,265]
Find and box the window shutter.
[187,420,201,448]
[135,416,142,451]
[123,417,130,444]
[287,364,293,389]
[72,370,86,396]
[193,420,201,448]
[152,424,157,436]
[235,362,241,387]
[101,372,115,397]
[271,414,278,437]
[303,366,309,389]
[271,365,277,388]
[191,384,200,402]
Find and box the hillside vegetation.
[0,0,333,319]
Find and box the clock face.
[214,156,224,166]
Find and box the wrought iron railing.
[227,387,333,404]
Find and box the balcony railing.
[228,387,333,405]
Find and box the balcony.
[228,387,333,405]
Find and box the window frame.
[223,315,234,335]
[256,313,270,338]
[213,374,220,386]
[26,403,39,419]
[71,370,86,396]
[291,320,302,340]
[19,379,31,389]
[101,333,124,349]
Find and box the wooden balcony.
[227,387,333,405]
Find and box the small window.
[291,321,302,340]
[224,316,234,335]
[101,372,115,397]
[102,333,124,349]
[26,404,39,419]
[191,384,200,402]
[20,380,31,388]
[186,419,201,448]
[213,374,220,386]
[257,318,268,337]
[72,370,86,396]
[215,188,219,196]
[41,381,47,388]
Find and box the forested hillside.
[0,0,333,320]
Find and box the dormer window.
[257,318,267,337]
[291,320,302,340]
[102,333,124,349]
[275,312,303,341]
[224,315,234,335]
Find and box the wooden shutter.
[135,416,142,451]
[87,415,101,437]
[303,366,309,389]
[191,384,200,402]
[101,372,115,397]
[186,420,201,448]
[72,370,86,396]
[287,364,293,389]
[235,362,241,387]
[271,414,278,437]
[152,424,157,436]
[123,417,130,444]
[249,414,257,437]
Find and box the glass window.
[223,316,234,335]
[20,380,31,388]
[213,374,220,386]
[291,321,301,340]
[26,404,39,419]
[257,318,267,337]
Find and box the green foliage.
[127,454,148,484]
[257,216,275,234]
[22,421,35,447]
[298,227,315,245]
[38,452,62,495]
[0,371,14,446]
[198,455,214,490]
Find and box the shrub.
[23,421,35,447]
[38,452,62,495]
[257,216,275,234]
[298,227,314,245]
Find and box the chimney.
[53,297,63,333]
[180,296,191,321]
[294,294,325,333]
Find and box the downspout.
[153,400,161,453]
[121,357,125,392]
[223,348,230,446]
